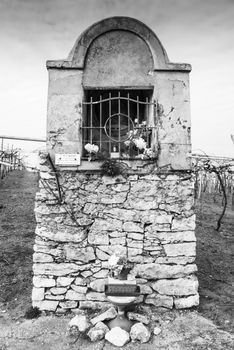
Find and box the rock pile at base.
[67,309,158,347]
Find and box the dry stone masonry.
[32,154,199,312]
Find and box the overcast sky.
[0,0,234,156]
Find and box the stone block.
[153,327,162,335]
[104,208,136,221]
[57,276,74,287]
[86,292,106,301]
[36,226,87,243]
[95,321,109,333]
[74,277,87,285]
[127,239,143,249]
[89,279,106,292]
[33,300,59,311]
[66,290,86,300]
[123,222,143,233]
[110,237,126,245]
[88,231,109,245]
[109,231,126,237]
[33,263,87,276]
[145,294,173,308]
[152,276,198,296]
[101,193,127,204]
[33,252,53,263]
[34,243,64,259]
[81,270,93,278]
[139,284,153,295]
[127,198,158,210]
[128,247,143,257]
[32,287,44,301]
[164,242,196,256]
[128,256,154,264]
[133,263,197,279]
[154,215,173,224]
[90,218,122,232]
[174,294,199,308]
[147,230,196,244]
[45,294,65,300]
[130,322,151,343]
[127,312,150,324]
[93,269,109,279]
[71,285,88,294]
[91,307,117,325]
[33,276,56,288]
[96,248,110,261]
[102,175,126,185]
[64,245,95,262]
[87,327,105,342]
[79,301,112,310]
[145,223,171,232]
[59,300,78,309]
[50,287,67,295]
[155,256,195,265]
[171,215,196,231]
[99,245,127,257]
[127,232,144,240]
[69,314,90,332]
[143,245,161,252]
[105,327,130,347]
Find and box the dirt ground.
[0,170,233,349]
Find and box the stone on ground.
[130,322,151,343]
[95,321,109,333]
[153,327,161,335]
[105,327,130,347]
[87,327,104,342]
[90,306,117,325]
[127,312,150,325]
[87,320,109,341]
[68,314,89,332]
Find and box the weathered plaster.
[83,30,154,87]
[46,70,83,155]
[46,17,192,169]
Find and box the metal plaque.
[55,153,80,166]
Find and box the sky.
[0,0,234,156]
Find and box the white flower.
[133,137,147,150]
[108,254,120,267]
[124,140,131,147]
[144,148,156,158]
[84,143,99,154]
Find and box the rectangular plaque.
[110,152,119,159]
[55,153,80,166]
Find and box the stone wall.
[32,155,199,313]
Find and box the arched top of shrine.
[69,16,169,69]
[47,17,191,71]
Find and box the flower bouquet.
[84,143,99,161]
[108,254,135,281]
[123,120,157,159]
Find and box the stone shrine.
[33,17,199,312]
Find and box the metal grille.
[82,90,156,159]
